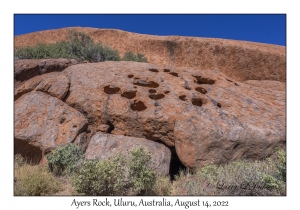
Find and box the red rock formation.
[14,91,88,162]
[13,28,286,171]
[14,27,285,83]
[15,72,70,101]
[14,58,78,82]
[62,61,285,167]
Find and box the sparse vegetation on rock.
[122,51,148,62]
[14,30,148,63]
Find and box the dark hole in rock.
[149,89,157,94]
[233,143,240,150]
[133,80,159,88]
[193,76,215,85]
[134,77,140,79]
[134,86,137,88]
[73,125,77,128]
[104,85,121,94]
[169,72,179,77]
[192,98,203,107]
[235,83,239,86]
[60,118,65,124]
[165,91,170,94]
[131,100,147,111]
[217,103,221,108]
[149,68,159,72]
[14,139,43,165]
[62,90,70,102]
[106,120,115,133]
[149,94,165,100]
[226,79,233,83]
[128,74,134,78]
[169,147,187,180]
[164,69,170,72]
[179,95,187,101]
[195,87,207,94]
[121,90,137,99]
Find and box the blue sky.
[14,14,286,46]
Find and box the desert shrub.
[275,149,286,182]
[72,147,156,196]
[153,175,173,195]
[14,164,61,196]
[14,154,26,168]
[122,51,148,62]
[172,155,286,196]
[46,143,84,176]
[72,154,126,196]
[14,30,120,62]
[128,147,155,195]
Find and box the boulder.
[14,72,70,100]
[85,133,172,175]
[63,61,285,168]
[14,91,88,162]
[14,58,78,82]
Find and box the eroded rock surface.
[14,72,70,100]
[62,61,285,168]
[14,58,78,82]
[14,91,88,162]
[85,133,171,175]
[15,27,286,83]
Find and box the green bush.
[128,147,155,195]
[46,143,84,176]
[14,164,61,196]
[275,149,286,182]
[122,51,148,62]
[14,30,120,62]
[72,147,156,196]
[72,154,126,196]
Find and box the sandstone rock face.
[14,27,286,83]
[14,91,88,161]
[14,72,70,100]
[62,61,285,168]
[85,133,171,175]
[14,58,78,82]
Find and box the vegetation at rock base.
[14,156,61,196]
[172,149,286,196]
[14,146,286,196]
[46,143,84,176]
[72,147,156,196]
[14,30,148,63]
